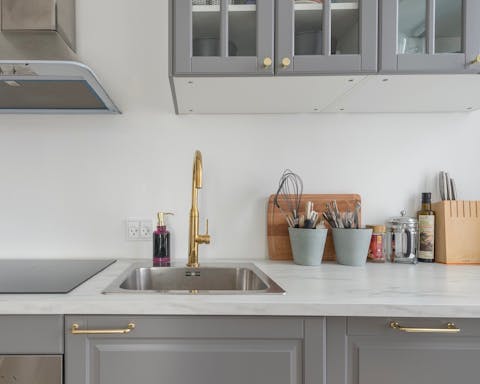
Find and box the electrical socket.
[126,219,140,241]
[139,220,153,240]
[126,218,153,241]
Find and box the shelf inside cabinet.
[192,4,256,13]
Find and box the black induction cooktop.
[0,259,116,294]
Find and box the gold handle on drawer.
[469,54,480,65]
[263,57,273,68]
[71,323,135,335]
[389,321,460,334]
[281,57,291,68]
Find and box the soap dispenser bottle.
[153,212,174,267]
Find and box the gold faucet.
[187,150,210,268]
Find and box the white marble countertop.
[2,259,480,318]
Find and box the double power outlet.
[126,219,153,241]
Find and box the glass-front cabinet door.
[275,0,378,74]
[173,0,275,75]
[380,0,480,73]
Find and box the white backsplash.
[0,0,479,261]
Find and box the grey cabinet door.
[275,0,378,75]
[173,0,275,75]
[328,317,480,384]
[65,316,325,384]
[380,0,480,73]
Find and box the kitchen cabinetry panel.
[276,0,378,74]
[173,0,275,75]
[95,340,300,384]
[66,316,325,384]
[328,317,480,384]
[173,75,364,114]
[0,315,63,354]
[323,74,480,113]
[356,341,480,384]
[380,0,480,73]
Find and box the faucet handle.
[205,219,209,235]
[196,219,211,245]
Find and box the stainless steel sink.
[104,263,285,294]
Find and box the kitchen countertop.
[1,259,480,318]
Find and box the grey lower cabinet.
[327,317,480,384]
[65,316,325,384]
[0,315,63,354]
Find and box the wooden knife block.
[433,200,480,264]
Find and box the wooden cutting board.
[267,194,361,261]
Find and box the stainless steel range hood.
[0,0,119,114]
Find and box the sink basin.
[104,263,285,294]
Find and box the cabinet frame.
[275,0,378,75]
[65,316,325,384]
[380,0,480,73]
[172,0,275,76]
[328,317,480,384]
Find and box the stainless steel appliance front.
[0,355,62,384]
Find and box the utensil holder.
[332,228,372,266]
[288,228,328,266]
[432,200,480,264]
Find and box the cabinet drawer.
[348,317,480,337]
[0,315,63,353]
[66,316,304,339]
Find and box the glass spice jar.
[366,225,386,263]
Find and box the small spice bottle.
[366,225,386,263]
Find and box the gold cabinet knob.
[470,54,480,65]
[263,57,273,68]
[281,57,291,68]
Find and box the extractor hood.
[0,0,119,114]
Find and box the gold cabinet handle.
[469,54,480,65]
[389,321,460,334]
[281,57,291,68]
[71,323,135,335]
[263,57,273,68]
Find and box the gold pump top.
[157,212,174,227]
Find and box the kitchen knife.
[439,172,446,201]
[450,178,457,200]
[445,172,452,200]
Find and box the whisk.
[273,169,303,227]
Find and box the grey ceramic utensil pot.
[332,228,373,266]
[288,228,328,266]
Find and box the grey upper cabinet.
[380,0,480,73]
[327,317,480,384]
[65,316,325,384]
[275,0,378,75]
[173,0,275,75]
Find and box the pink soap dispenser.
[153,212,174,267]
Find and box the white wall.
[0,0,479,261]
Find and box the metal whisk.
[273,169,303,227]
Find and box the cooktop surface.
[0,259,116,294]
